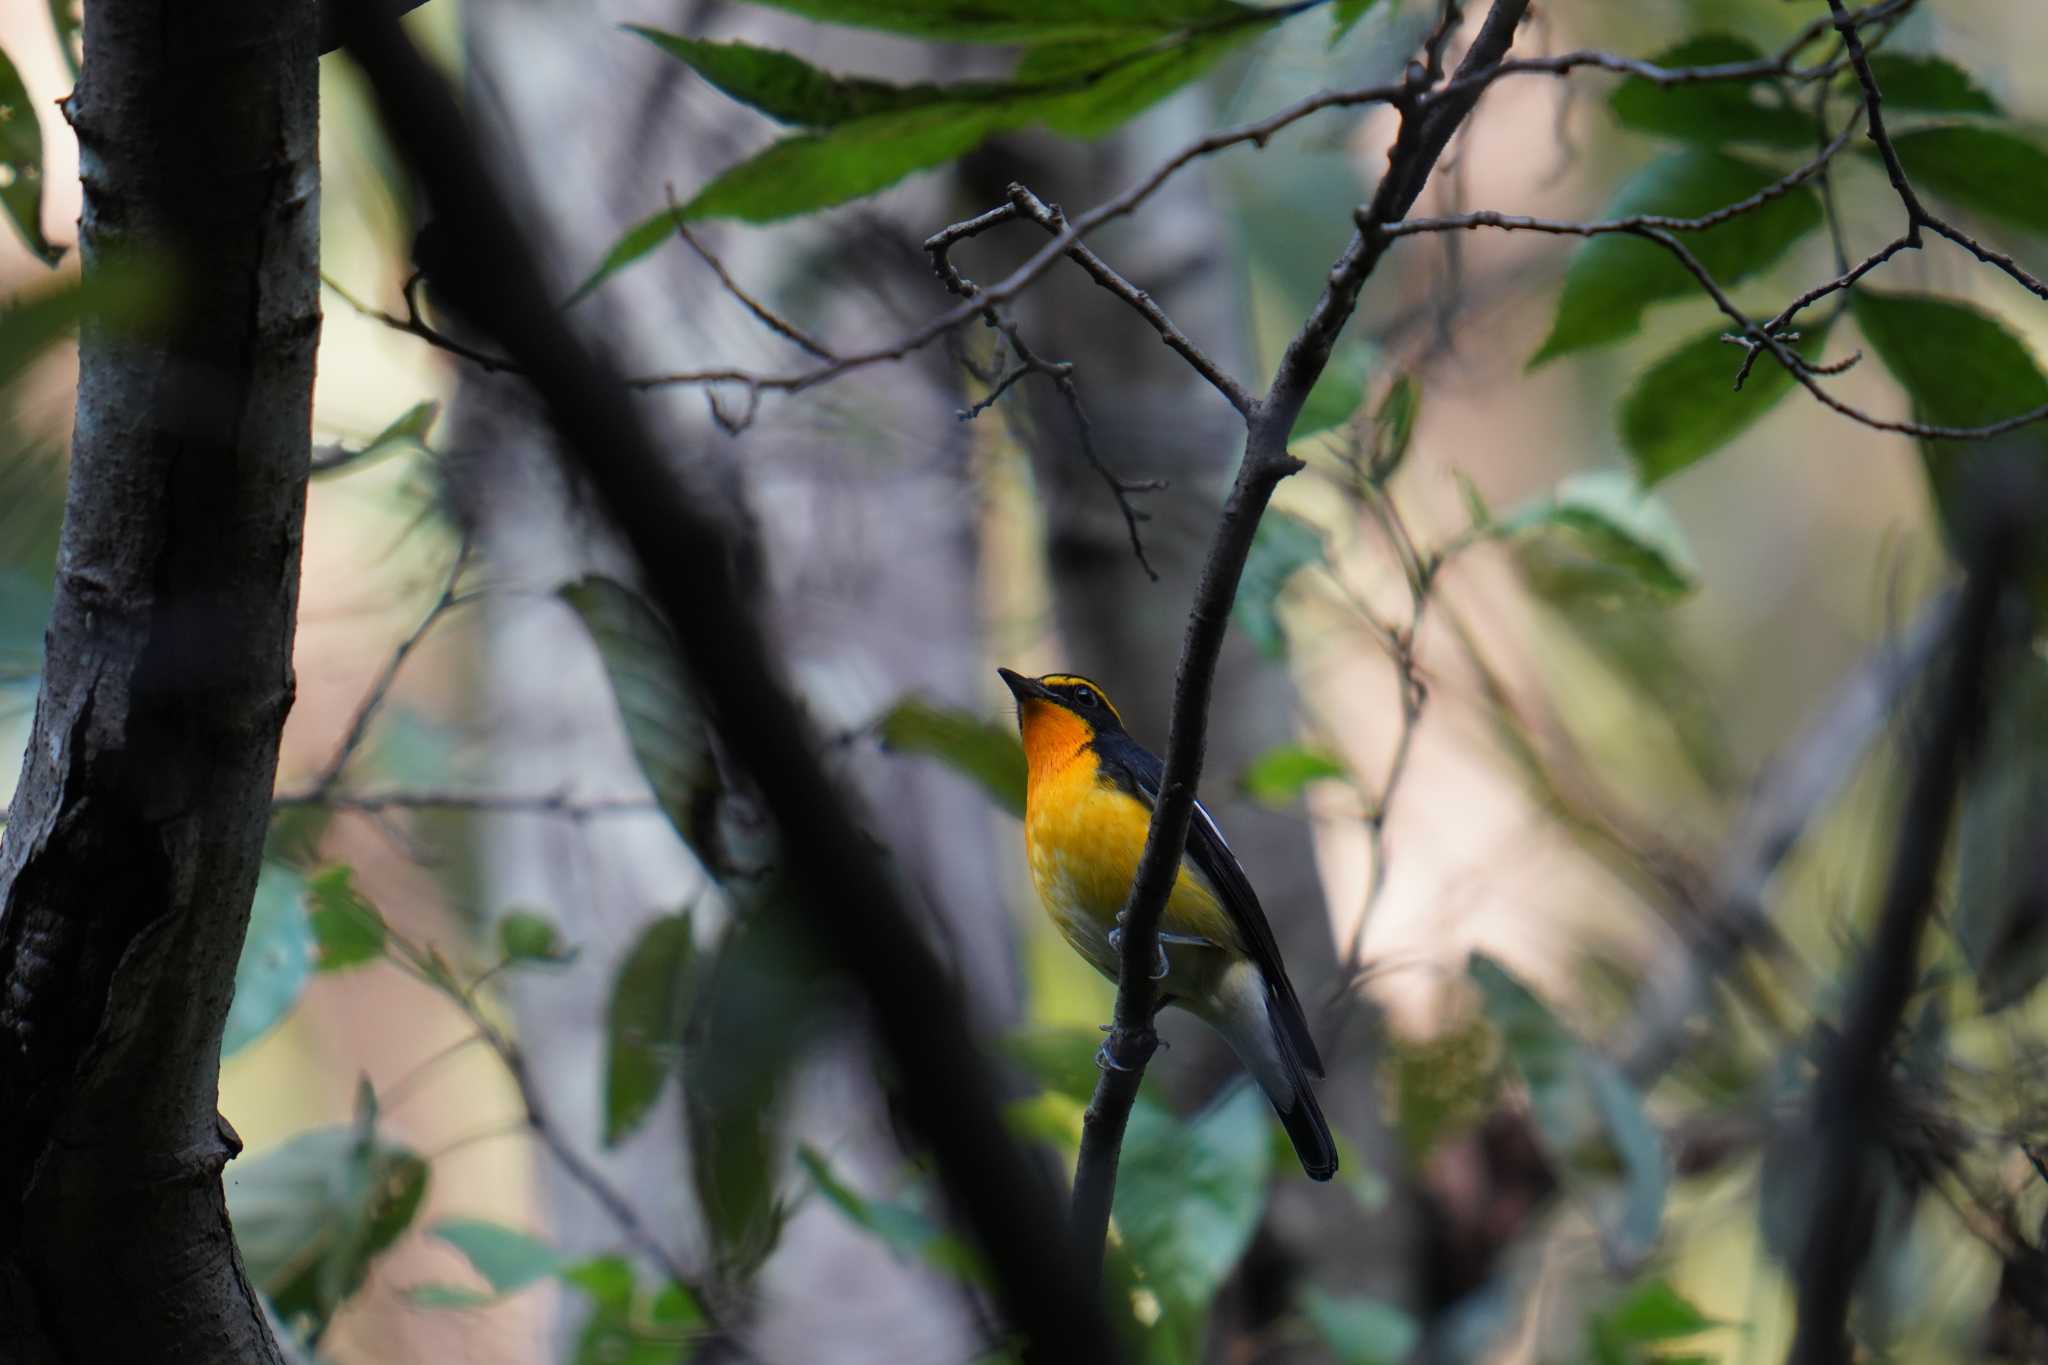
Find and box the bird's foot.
[1105,925,1171,980]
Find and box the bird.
[997,667,1336,1181]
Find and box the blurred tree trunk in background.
[0,3,317,1361]
[974,108,1421,1339]
[448,3,1009,1359]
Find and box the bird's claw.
[1106,925,1172,981]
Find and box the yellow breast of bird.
[1023,752,1242,979]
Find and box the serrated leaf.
[1531,150,1822,366]
[1884,125,2048,237]
[1621,320,1830,483]
[722,0,1253,45]
[1859,54,1999,113]
[798,1146,985,1280]
[1114,1085,1272,1312]
[1240,744,1347,806]
[1292,342,1370,441]
[308,865,386,971]
[1233,511,1325,658]
[1499,471,1697,603]
[229,1123,429,1336]
[876,696,1026,816]
[1610,36,1818,147]
[604,913,696,1147]
[498,909,574,966]
[1850,290,2048,524]
[224,863,315,1057]
[561,577,720,853]
[0,45,61,266]
[431,1218,565,1295]
[1301,1289,1419,1365]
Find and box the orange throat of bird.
[1018,698,1093,792]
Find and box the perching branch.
[1069,0,1536,1280]
[337,13,1119,1361]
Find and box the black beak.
[997,668,1048,703]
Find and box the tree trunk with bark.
[0,4,318,1360]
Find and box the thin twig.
[270,787,661,818]
[662,185,836,362]
[323,272,522,374]
[299,541,474,799]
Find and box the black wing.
[1095,729,1326,1078]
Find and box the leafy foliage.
[1883,125,2048,237]
[308,865,387,971]
[229,1086,429,1340]
[1620,321,1830,483]
[1114,1085,1273,1319]
[876,696,1027,816]
[1850,290,2048,522]
[1859,54,1999,113]
[799,1146,984,1279]
[223,863,316,1057]
[1301,1288,1420,1365]
[1239,744,1348,806]
[0,43,61,266]
[1234,511,1326,657]
[1530,150,1821,366]
[1609,36,1816,148]
[1497,471,1697,604]
[604,912,697,1147]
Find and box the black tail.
[1272,1022,1337,1181]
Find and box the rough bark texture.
[0,4,318,1361]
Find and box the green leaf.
[1585,1056,1667,1266]
[563,1257,704,1365]
[1233,511,1325,658]
[1530,150,1822,366]
[1954,655,2048,1011]
[1301,1289,1420,1365]
[1114,1085,1273,1312]
[498,909,575,966]
[577,15,1274,294]
[1610,36,1817,148]
[1859,54,1999,114]
[1468,955,1580,1147]
[1620,321,1830,483]
[605,913,697,1147]
[717,0,1253,45]
[224,863,315,1057]
[229,1122,429,1336]
[1240,744,1347,806]
[430,1218,565,1295]
[1850,290,2048,521]
[0,45,61,266]
[307,865,386,972]
[1291,342,1370,441]
[1498,471,1698,603]
[629,29,996,126]
[561,577,720,853]
[686,913,814,1283]
[1369,374,1421,483]
[798,1146,985,1280]
[1884,125,2048,237]
[876,697,1027,816]
[314,401,440,481]
[1329,0,1384,47]
[1598,1278,1715,1342]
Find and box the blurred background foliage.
[4,0,2048,1361]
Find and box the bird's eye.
[1073,686,1097,708]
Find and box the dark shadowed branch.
[1788,481,2029,1365]
[337,13,1118,1361]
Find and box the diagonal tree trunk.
[0,4,318,1361]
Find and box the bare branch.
[661,186,837,362]
[323,272,522,374]
[1071,0,1536,1279]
